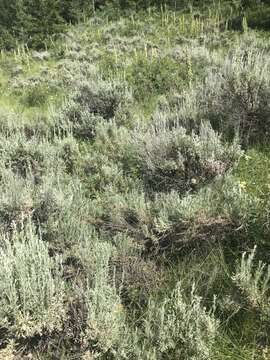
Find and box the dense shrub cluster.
[58,78,131,138]
[133,122,241,193]
[0,221,65,338]
[0,3,270,359]
[156,45,270,146]
[1,0,266,49]
[201,47,270,145]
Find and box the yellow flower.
[114,303,124,314]
[239,181,247,191]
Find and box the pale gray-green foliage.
[0,108,24,135]
[0,221,66,337]
[0,130,82,180]
[89,187,151,240]
[152,88,201,131]
[151,176,257,235]
[80,122,144,194]
[84,241,126,355]
[137,283,218,360]
[117,283,219,359]
[58,77,132,138]
[133,121,241,193]
[200,46,270,144]
[88,175,255,252]
[169,43,214,66]
[232,246,270,314]
[56,60,99,88]
[148,176,258,250]
[74,226,101,273]
[0,169,35,230]
[33,173,76,241]
[0,133,68,182]
[0,162,80,247]
[10,73,60,108]
[156,43,270,145]
[81,238,219,359]
[1,11,269,359]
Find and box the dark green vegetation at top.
[1,0,270,49]
[0,1,270,359]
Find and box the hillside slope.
[0,3,270,359]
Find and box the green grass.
[235,148,270,200]
[0,52,63,119]
[0,3,270,359]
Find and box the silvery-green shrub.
[137,282,218,360]
[134,121,241,193]
[232,246,270,315]
[58,78,132,139]
[0,221,66,338]
[201,47,270,145]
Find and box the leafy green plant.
[126,55,188,101]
